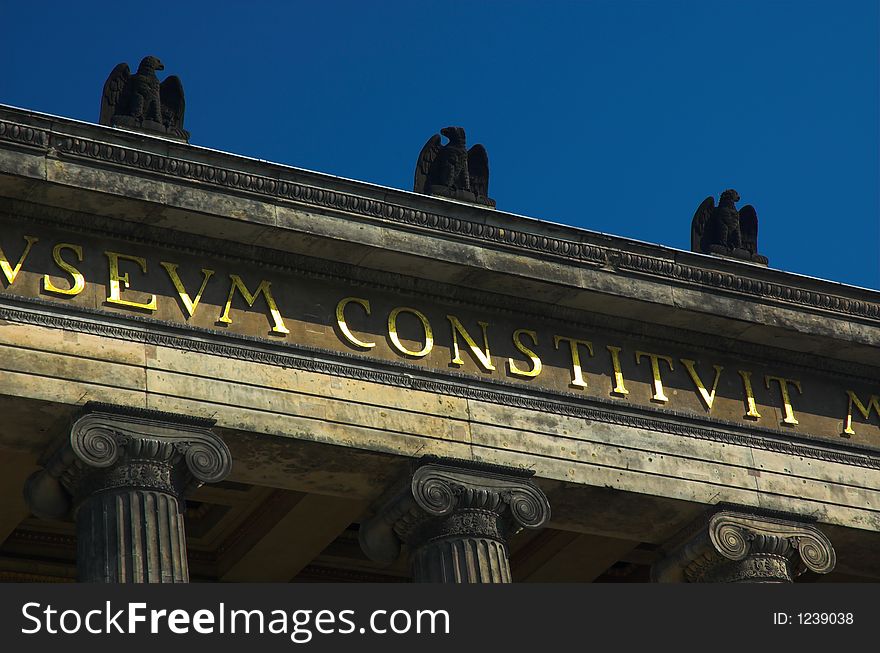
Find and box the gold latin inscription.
[765,375,802,425]
[447,315,495,371]
[508,329,542,378]
[17,232,880,446]
[635,351,674,402]
[606,345,629,396]
[554,335,594,387]
[43,243,85,296]
[680,359,724,412]
[218,275,289,334]
[161,262,214,318]
[388,306,434,357]
[0,235,38,286]
[842,390,880,436]
[335,297,376,349]
[105,251,158,311]
[737,370,762,418]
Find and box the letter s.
[21,602,41,634]
[337,610,356,634]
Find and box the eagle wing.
[691,196,715,252]
[99,63,130,125]
[413,134,441,193]
[467,144,490,200]
[739,204,758,254]
[160,75,186,131]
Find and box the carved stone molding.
[23,404,232,583]
[359,457,551,583]
[1,115,878,325]
[651,509,836,583]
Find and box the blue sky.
[2,1,878,289]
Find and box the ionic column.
[359,457,550,583]
[651,509,836,583]
[24,404,231,583]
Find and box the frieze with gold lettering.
[1,219,879,449]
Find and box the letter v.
[161,262,214,318]
[680,359,724,412]
[0,235,38,285]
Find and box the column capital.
[652,509,836,583]
[24,404,232,519]
[359,457,551,566]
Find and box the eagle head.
[440,126,466,145]
[137,56,165,75]
[719,189,740,205]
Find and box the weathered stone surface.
[0,342,146,392]
[145,369,472,444]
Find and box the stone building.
[0,101,876,583]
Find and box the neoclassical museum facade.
[0,95,877,583]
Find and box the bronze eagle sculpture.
[99,56,189,142]
[413,127,495,207]
[691,190,768,264]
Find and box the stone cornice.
[1,107,879,330]
[3,198,878,380]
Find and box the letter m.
[843,390,880,436]
[218,274,289,334]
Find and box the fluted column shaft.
[411,536,511,583]
[25,405,231,584]
[78,489,188,583]
[359,457,551,584]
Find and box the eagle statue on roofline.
[99,56,189,142]
[413,127,495,207]
[691,189,768,265]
